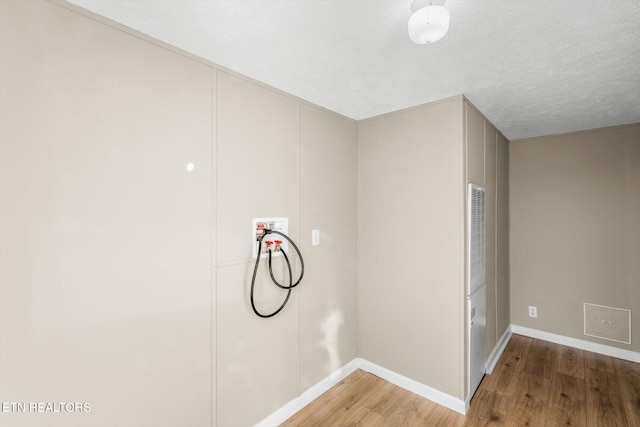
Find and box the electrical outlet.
[528,306,537,318]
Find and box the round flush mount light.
[408,4,450,44]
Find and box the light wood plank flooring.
[281,334,640,426]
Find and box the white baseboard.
[258,326,637,426]
[511,324,640,363]
[485,326,513,374]
[254,358,361,427]
[255,357,467,426]
[359,359,466,415]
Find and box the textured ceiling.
[66,0,640,140]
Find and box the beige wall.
[496,133,510,335]
[483,121,498,352]
[358,97,466,399]
[510,124,640,352]
[357,98,510,402]
[0,1,213,425]
[466,102,486,186]
[215,72,357,426]
[298,103,358,391]
[0,1,358,426]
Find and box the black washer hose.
[250,229,304,318]
[267,230,304,289]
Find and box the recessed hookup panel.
[252,217,289,259]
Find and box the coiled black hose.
[250,229,304,318]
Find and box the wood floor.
[280,334,640,426]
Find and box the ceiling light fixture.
[408,0,450,45]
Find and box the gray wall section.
[510,124,640,352]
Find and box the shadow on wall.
[321,310,344,374]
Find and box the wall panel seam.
[296,100,302,397]
[213,68,220,427]
[355,122,360,359]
